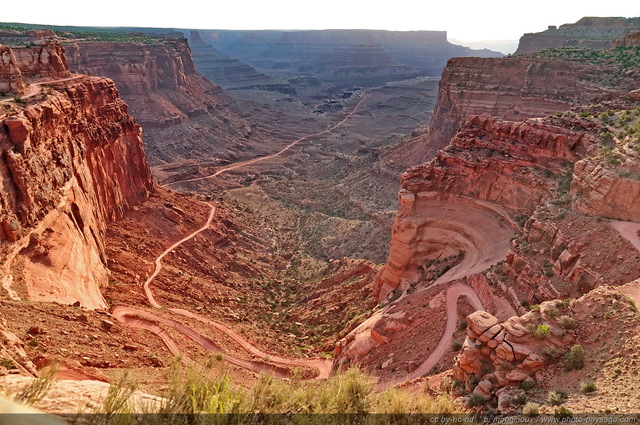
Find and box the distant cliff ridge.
[188,31,295,94]
[515,16,640,55]
[196,29,503,86]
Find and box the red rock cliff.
[374,115,600,300]
[421,56,635,162]
[515,16,640,55]
[63,39,260,177]
[1,65,152,308]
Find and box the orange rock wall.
[0,77,153,308]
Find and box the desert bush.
[547,389,568,406]
[581,380,597,393]
[519,380,537,391]
[534,324,551,339]
[15,364,56,405]
[468,393,486,407]
[558,315,576,329]
[522,402,540,416]
[554,405,573,420]
[90,362,468,417]
[563,345,585,371]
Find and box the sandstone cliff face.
[0,32,70,95]
[422,56,634,161]
[0,75,152,309]
[64,39,261,174]
[0,45,24,95]
[373,115,599,300]
[189,31,295,94]
[515,16,640,55]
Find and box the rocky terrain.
[333,29,640,414]
[0,34,152,310]
[1,17,640,418]
[515,16,640,55]
[418,46,640,162]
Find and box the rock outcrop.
[0,40,152,309]
[452,303,576,409]
[421,56,637,160]
[0,45,24,95]
[64,38,269,177]
[515,16,640,55]
[374,115,600,300]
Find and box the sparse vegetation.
[558,315,576,329]
[522,402,540,416]
[563,344,585,371]
[547,389,568,406]
[533,324,551,339]
[15,365,57,405]
[554,405,573,420]
[86,364,468,417]
[581,380,597,394]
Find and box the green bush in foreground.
[89,361,468,420]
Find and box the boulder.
[467,311,499,336]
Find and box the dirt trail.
[113,96,370,379]
[611,220,640,253]
[112,306,291,377]
[376,282,484,390]
[143,204,217,308]
[164,95,368,187]
[1,75,85,104]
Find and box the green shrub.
[547,389,568,406]
[563,345,585,371]
[522,402,540,416]
[451,340,463,351]
[558,315,576,329]
[554,405,573,420]
[519,380,537,391]
[513,393,528,405]
[581,380,597,393]
[534,324,551,339]
[468,393,486,407]
[542,346,558,358]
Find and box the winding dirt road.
[113,93,495,387]
[163,95,368,187]
[610,220,640,253]
[113,97,370,379]
[376,282,484,390]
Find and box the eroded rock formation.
[0,41,152,309]
[515,16,640,55]
[374,115,600,300]
[422,56,637,160]
[64,38,271,177]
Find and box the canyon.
[0,16,640,417]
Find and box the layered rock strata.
[374,115,600,300]
[422,56,636,160]
[64,39,262,173]
[0,48,152,308]
[515,16,640,55]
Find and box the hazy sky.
[1,0,638,49]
